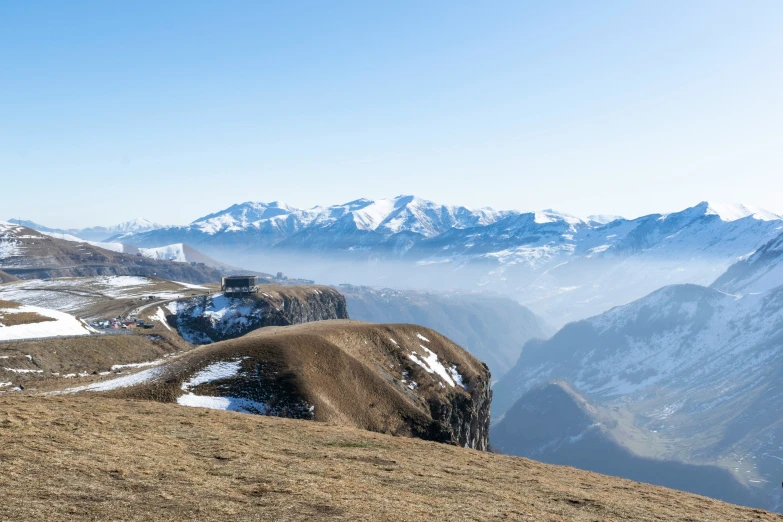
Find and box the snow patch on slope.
[408,345,464,388]
[0,304,95,341]
[60,366,163,393]
[175,358,279,414]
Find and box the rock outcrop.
[168,285,349,344]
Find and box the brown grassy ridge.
[0,395,780,521]
[108,320,489,445]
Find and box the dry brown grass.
[0,310,56,327]
[0,298,21,309]
[0,333,192,388]
[0,395,779,521]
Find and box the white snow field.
[0,276,190,319]
[0,304,97,341]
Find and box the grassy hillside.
[0,329,192,391]
[90,321,492,449]
[0,395,779,521]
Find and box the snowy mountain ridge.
[177,195,511,239]
[106,198,783,324]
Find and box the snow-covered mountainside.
[111,199,783,325]
[11,226,230,271]
[0,300,97,341]
[493,283,783,411]
[712,230,783,295]
[491,253,783,511]
[110,196,509,249]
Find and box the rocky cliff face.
[425,375,491,450]
[168,285,349,343]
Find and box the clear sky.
[2,1,782,228]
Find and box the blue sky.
[2,1,782,227]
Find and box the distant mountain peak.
[533,210,587,226]
[586,214,624,225]
[109,218,162,232]
[677,201,781,222]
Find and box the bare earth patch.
[0,299,21,309]
[0,395,780,522]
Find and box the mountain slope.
[491,382,762,508]
[0,222,223,283]
[1,395,781,521]
[339,285,550,380]
[712,229,783,294]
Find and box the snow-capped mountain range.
[104,196,783,325]
[8,217,162,242]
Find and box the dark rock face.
[171,286,349,344]
[423,372,492,450]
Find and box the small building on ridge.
[221,275,259,295]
